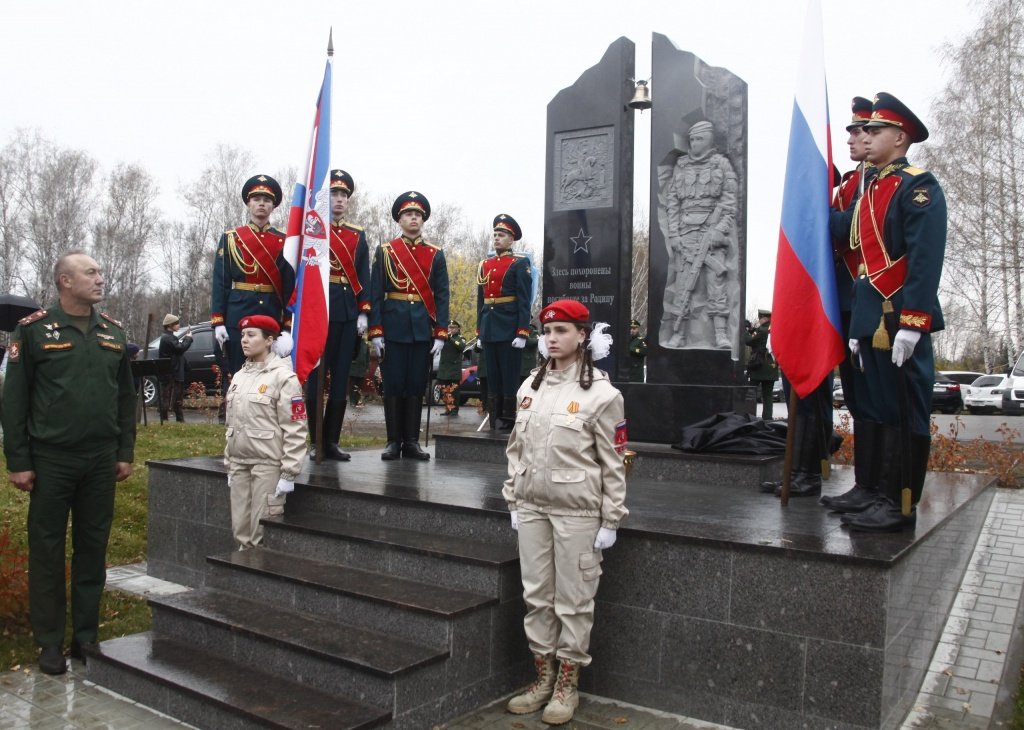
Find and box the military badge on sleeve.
[8,341,19,362]
[614,419,628,454]
[291,396,307,421]
[911,188,931,207]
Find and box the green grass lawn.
[1,422,384,669]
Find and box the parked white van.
[1002,351,1024,415]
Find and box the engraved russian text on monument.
[553,127,614,212]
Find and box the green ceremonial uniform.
[2,303,136,649]
[744,321,777,419]
[627,335,647,383]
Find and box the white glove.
[891,329,921,367]
[274,478,294,497]
[593,527,617,550]
[510,510,519,531]
[356,313,368,335]
[431,338,444,356]
[372,337,385,357]
[226,473,232,488]
[273,330,294,357]
[848,338,863,370]
[511,337,527,349]
[215,325,229,346]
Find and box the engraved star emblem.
[408,192,418,198]
[571,229,592,254]
[257,175,267,181]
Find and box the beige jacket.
[224,354,307,480]
[502,361,628,528]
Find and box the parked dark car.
[142,321,222,406]
[932,373,963,414]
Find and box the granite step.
[87,632,390,730]
[262,512,520,597]
[150,587,447,677]
[205,547,498,648]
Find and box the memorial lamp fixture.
[628,79,652,111]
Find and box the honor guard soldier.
[306,169,370,461]
[476,213,532,430]
[830,92,947,532]
[211,175,295,376]
[3,252,136,675]
[820,96,881,512]
[369,191,449,460]
[627,319,647,383]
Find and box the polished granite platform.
[90,444,997,730]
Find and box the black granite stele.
[543,37,635,381]
[121,452,996,730]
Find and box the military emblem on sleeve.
[614,419,628,454]
[912,189,931,207]
[291,396,307,422]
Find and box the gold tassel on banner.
[821,459,831,480]
[873,300,894,350]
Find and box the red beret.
[540,300,590,325]
[238,315,280,335]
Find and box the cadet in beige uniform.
[224,315,307,549]
[503,299,628,725]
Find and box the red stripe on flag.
[772,231,845,398]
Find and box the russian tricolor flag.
[772,0,844,398]
[284,41,333,387]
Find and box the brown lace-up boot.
[541,659,581,724]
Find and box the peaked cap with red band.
[391,191,431,222]
[238,315,281,335]
[540,299,590,325]
[864,92,929,143]
[330,169,355,194]
[241,174,283,206]
[492,213,522,241]
[846,96,873,131]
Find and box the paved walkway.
[3,489,1024,729]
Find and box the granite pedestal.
[91,447,994,730]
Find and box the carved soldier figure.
[662,121,737,349]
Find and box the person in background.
[224,315,307,549]
[157,313,193,423]
[2,251,135,675]
[349,334,369,408]
[519,322,539,381]
[437,320,466,416]
[627,319,647,383]
[503,299,627,725]
[744,309,777,419]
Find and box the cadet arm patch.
[290,396,307,422]
[614,419,628,454]
[911,188,931,207]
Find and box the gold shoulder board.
[18,309,48,326]
[902,166,926,177]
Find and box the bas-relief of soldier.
[657,120,740,352]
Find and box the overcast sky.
[1,0,975,313]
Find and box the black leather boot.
[497,396,517,431]
[322,399,351,461]
[488,395,502,430]
[822,419,880,512]
[381,396,402,460]
[174,409,185,423]
[842,425,916,532]
[401,397,430,460]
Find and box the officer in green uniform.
[744,309,778,419]
[2,251,136,675]
[437,320,467,416]
[627,319,647,383]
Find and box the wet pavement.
[3,438,1023,728]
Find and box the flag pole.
[312,28,334,465]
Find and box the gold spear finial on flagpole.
[327,28,334,57]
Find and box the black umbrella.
[0,293,41,332]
